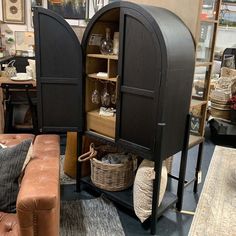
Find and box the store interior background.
[0,1,235,56]
[0,1,236,235]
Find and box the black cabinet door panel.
[119,93,155,149]
[40,82,82,131]
[121,13,161,91]
[116,9,161,158]
[34,8,83,132]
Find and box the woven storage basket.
[211,100,231,120]
[78,143,137,192]
[210,107,230,120]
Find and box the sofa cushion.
[0,139,31,213]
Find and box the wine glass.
[91,80,100,104]
[101,82,110,107]
[111,84,116,105]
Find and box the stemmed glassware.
[91,80,116,107]
[110,84,116,105]
[91,80,100,104]
[101,82,111,107]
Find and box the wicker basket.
[210,100,231,120]
[78,143,137,192]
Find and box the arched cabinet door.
[33,8,83,132]
[116,8,162,159]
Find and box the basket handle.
[78,143,97,162]
[6,60,15,67]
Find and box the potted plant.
[228,95,236,123]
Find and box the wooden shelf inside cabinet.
[86,109,116,138]
[81,176,178,218]
[88,73,117,82]
[87,54,118,60]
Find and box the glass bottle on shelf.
[100,28,113,55]
[110,83,116,105]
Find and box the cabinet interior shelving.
[85,9,119,139]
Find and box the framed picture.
[15,31,35,51]
[48,0,87,19]
[190,116,201,134]
[88,0,109,19]
[2,0,25,24]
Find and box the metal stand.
[176,113,191,211]
[150,114,192,234]
[76,114,196,235]
[150,154,164,235]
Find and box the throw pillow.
[133,159,168,223]
[0,139,32,213]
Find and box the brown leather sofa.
[0,134,60,236]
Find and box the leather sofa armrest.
[16,135,60,236]
[0,134,35,147]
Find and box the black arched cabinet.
[34,2,195,234]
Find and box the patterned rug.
[60,197,125,236]
[60,155,76,185]
[189,145,236,236]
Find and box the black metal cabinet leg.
[76,132,83,192]
[4,102,13,133]
[176,114,191,211]
[150,159,163,235]
[193,141,204,193]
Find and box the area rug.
[60,155,76,185]
[189,145,236,236]
[60,197,125,236]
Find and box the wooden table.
[189,146,236,236]
[0,76,37,133]
[0,76,36,87]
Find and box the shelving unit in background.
[191,0,222,137]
